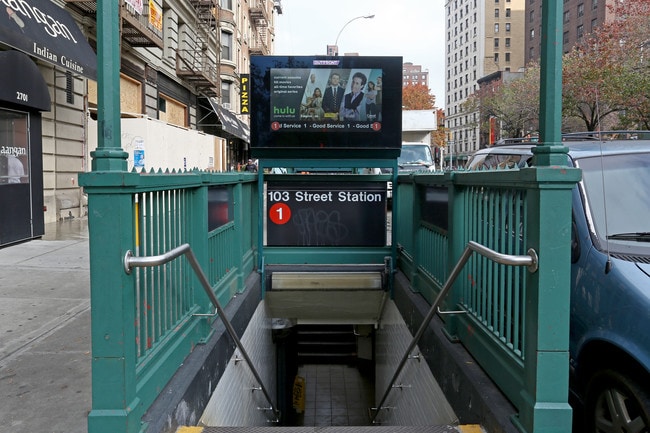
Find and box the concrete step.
[296,324,357,364]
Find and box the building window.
[505,23,510,32]
[592,0,597,9]
[495,8,499,18]
[221,31,232,61]
[494,37,500,48]
[564,11,570,23]
[494,52,499,63]
[222,82,231,106]
[505,37,511,47]
[577,24,584,39]
[591,18,597,32]
[505,8,511,17]
[530,29,535,39]
[220,0,232,10]
[495,23,499,33]
[505,52,510,62]
[530,10,535,21]
[563,31,569,44]
[578,3,584,17]
[159,94,188,127]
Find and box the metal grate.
[201,426,461,433]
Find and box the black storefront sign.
[266,181,387,247]
[0,0,97,79]
[207,98,250,142]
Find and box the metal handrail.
[124,244,280,423]
[370,240,538,424]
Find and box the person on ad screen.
[375,75,383,121]
[321,72,345,116]
[365,81,378,121]
[339,72,367,121]
[303,73,318,104]
[302,88,324,119]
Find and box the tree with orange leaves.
[402,84,436,110]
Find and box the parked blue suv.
[466,132,650,433]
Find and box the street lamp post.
[328,14,374,56]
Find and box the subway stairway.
[169,269,482,433]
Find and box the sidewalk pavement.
[0,218,91,433]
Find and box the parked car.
[397,142,436,172]
[386,142,436,203]
[465,133,650,433]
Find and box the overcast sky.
[272,0,446,108]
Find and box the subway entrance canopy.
[0,0,97,80]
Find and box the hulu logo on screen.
[273,106,296,116]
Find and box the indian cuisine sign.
[0,0,97,79]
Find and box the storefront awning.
[0,0,97,80]
[0,50,51,111]
[208,98,250,143]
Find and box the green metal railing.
[79,170,258,433]
[124,242,279,423]
[394,166,581,433]
[372,240,538,425]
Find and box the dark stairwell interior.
[277,324,376,427]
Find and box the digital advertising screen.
[250,56,403,159]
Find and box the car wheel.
[585,369,650,433]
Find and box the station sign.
[266,181,387,246]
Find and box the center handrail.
[370,240,538,424]
[123,244,280,422]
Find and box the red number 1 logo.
[269,203,291,225]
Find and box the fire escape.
[65,0,164,49]
[177,1,220,98]
[249,0,272,55]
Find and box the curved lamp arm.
[334,14,375,50]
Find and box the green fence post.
[83,2,134,431]
[513,168,579,433]
[84,188,141,433]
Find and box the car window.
[399,146,432,164]
[577,152,650,250]
[466,152,529,170]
